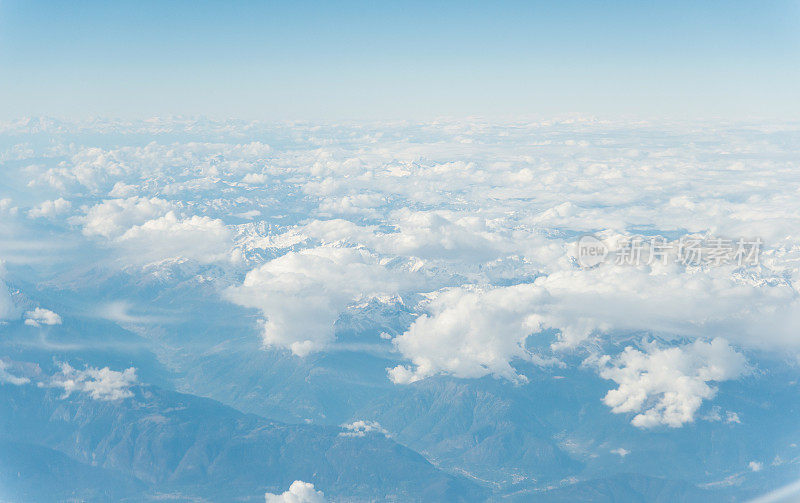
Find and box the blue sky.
[1,0,798,120]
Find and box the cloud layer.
[3,117,799,428]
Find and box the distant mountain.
[0,440,145,502]
[359,376,584,486]
[0,384,485,502]
[517,473,714,503]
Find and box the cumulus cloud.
[702,406,741,424]
[586,339,748,428]
[339,420,388,438]
[389,284,551,384]
[37,146,129,192]
[316,193,384,216]
[264,481,326,503]
[117,212,233,264]
[28,198,71,219]
[0,198,18,215]
[48,363,138,401]
[242,172,268,184]
[75,196,173,238]
[73,197,233,264]
[108,181,139,197]
[24,307,62,327]
[377,209,504,262]
[0,360,30,386]
[226,247,401,356]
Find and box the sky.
[0,0,799,120]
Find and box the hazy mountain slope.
[523,473,714,503]
[0,384,486,502]
[0,440,145,502]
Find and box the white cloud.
[726,411,741,424]
[49,363,137,401]
[46,146,128,192]
[73,197,233,265]
[0,198,18,215]
[226,247,400,356]
[316,193,384,216]
[388,284,551,384]
[117,212,233,264]
[0,360,29,386]
[702,406,741,424]
[235,210,261,219]
[749,461,763,472]
[108,181,139,197]
[527,263,800,351]
[339,420,388,438]
[75,196,172,238]
[4,118,800,399]
[376,209,503,262]
[264,481,326,503]
[242,172,268,184]
[94,300,164,325]
[586,339,748,428]
[389,260,800,385]
[24,307,62,327]
[28,198,71,219]
[611,448,630,457]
